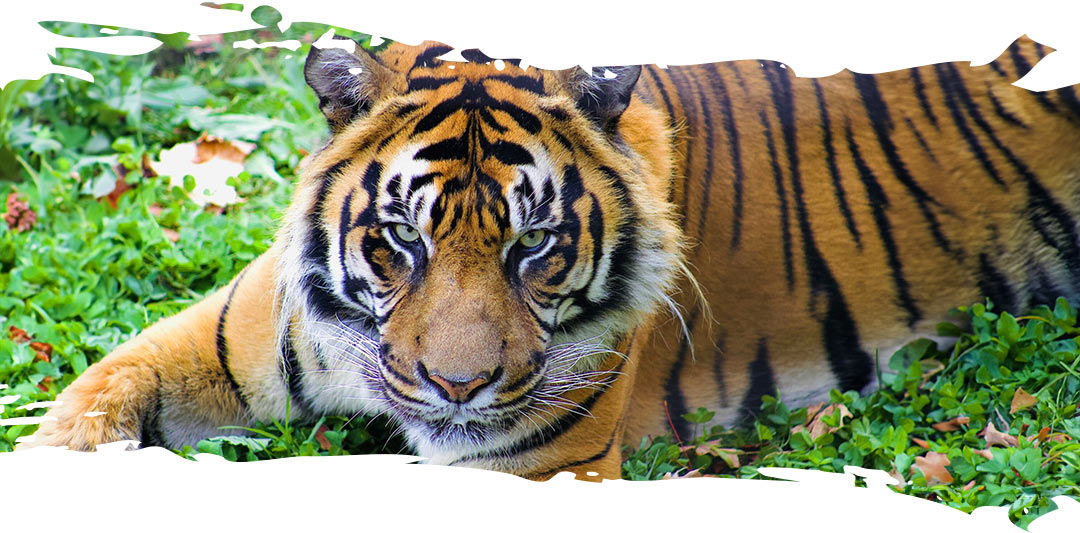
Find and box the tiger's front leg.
[19,250,283,451]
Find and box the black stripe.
[845,123,922,329]
[489,74,545,94]
[909,68,939,128]
[812,79,862,248]
[485,139,534,166]
[986,83,1028,128]
[708,65,745,251]
[665,65,698,228]
[1009,41,1058,113]
[530,433,616,478]
[643,65,678,129]
[759,109,794,289]
[977,253,1017,312]
[139,370,165,448]
[853,73,956,255]
[662,308,698,441]
[410,45,453,72]
[1054,85,1080,122]
[988,60,1009,79]
[689,67,718,241]
[415,135,468,161]
[932,64,1006,187]
[496,101,542,134]
[763,63,880,388]
[280,324,314,415]
[737,339,777,424]
[215,268,251,411]
[406,76,456,93]
[904,117,938,163]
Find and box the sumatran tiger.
[20,37,1080,480]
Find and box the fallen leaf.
[162,228,180,243]
[911,437,931,449]
[973,448,994,460]
[912,451,954,485]
[1010,388,1038,414]
[147,203,164,217]
[103,164,133,209]
[3,193,37,232]
[1047,433,1071,444]
[803,401,827,423]
[36,376,52,392]
[932,416,970,432]
[980,421,1019,448]
[8,325,31,343]
[314,424,332,451]
[962,479,977,491]
[194,134,254,165]
[807,404,852,439]
[28,341,52,363]
[1034,426,1051,443]
[887,468,906,486]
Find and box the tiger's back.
[628,38,1080,442]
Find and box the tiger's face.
[278,41,682,460]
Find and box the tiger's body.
[23,38,1080,480]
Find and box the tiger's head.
[276,40,683,463]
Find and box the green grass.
[1,11,1078,530]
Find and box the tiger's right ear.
[304,43,393,133]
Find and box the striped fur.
[24,37,1080,480]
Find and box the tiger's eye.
[393,224,421,243]
[518,230,547,250]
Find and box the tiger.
[19,36,1080,481]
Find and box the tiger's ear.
[563,65,642,131]
[304,42,393,133]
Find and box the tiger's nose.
[419,364,502,403]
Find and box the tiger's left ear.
[304,41,395,133]
[563,65,642,131]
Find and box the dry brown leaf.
[981,421,1019,448]
[803,401,827,423]
[911,437,931,449]
[8,325,31,343]
[932,416,970,432]
[912,451,954,485]
[1034,426,1051,443]
[1010,388,1038,414]
[194,134,255,164]
[973,448,994,460]
[162,228,180,243]
[36,376,51,392]
[104,165,133,209]
[887,468,906,486]
[1047,433,1071,444]
[147,203,164,217]
[4,193,36,232]
[28,341,52,363]
[807,404,852,439]
[962,479,977,491]
[314,424,332,451]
